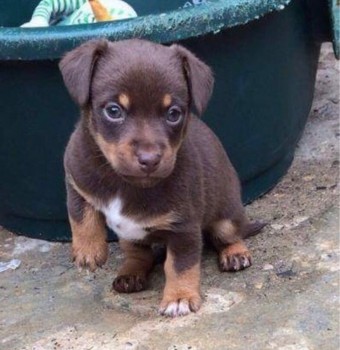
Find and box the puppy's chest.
[101,197,148,240]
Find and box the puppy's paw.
[112,274,147,293]
[159,294,202,317]
[219,242,252,272]
[72,240,108,272]
[219,252,252,272]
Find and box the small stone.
[271,224,284,230]
[316,185,327,190]
[289,216,309,228]
[303,175,315,181]
[263,264,274,271]
[275,260,297,278]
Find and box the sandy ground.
[0,43,339,350]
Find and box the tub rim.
[0,0,291,60]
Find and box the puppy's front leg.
[113,240,154,293]
[160,230,202,317]
[67,183,108,272]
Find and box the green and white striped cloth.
[21,0,137,27]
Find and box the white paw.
[159,296,201,317]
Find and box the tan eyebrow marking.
[162,94,172,108]
[118,93,130,109]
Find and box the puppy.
[60,39,264,317]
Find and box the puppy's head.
[60,39,213,187]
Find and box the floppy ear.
[171,44,214,116]
[59,39,109,106]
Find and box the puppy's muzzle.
[136,150,162,174]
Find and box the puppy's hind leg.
[112,240,154,293]
[209,219,252,272]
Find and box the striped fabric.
[21,0,137,27]
[32,0,87,21]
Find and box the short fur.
[60,39,265,317]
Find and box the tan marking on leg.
[117,240,154,276]
[225,241,249,256]
[142,211,179,231]
[113,240,154,293]
[210,219,239,245]
[219,241,252,272]
[159,249,201,317]
[162,94,172,108]
[70,205,108,272]
[118,93,130,109]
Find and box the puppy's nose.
[137,151,161,173]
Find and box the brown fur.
[210,219,239,244]
[70,205,108,272]
[60,39,265,317]
[112,240,154,293]
[160,249,201,315]
[142,211,180,231]
[219,241,252,272]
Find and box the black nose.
[137,151,161,173]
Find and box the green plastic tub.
[0,0,337,240]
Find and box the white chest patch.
[101,197,148,241]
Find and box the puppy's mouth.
[112,155,177,188]
[118,164,175,187]
[120,174,163,188]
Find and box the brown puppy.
[60,39,264,317]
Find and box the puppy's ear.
[171,44,214,116]
[59,39,109,106]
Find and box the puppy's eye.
[103,103,124,122]
[166,106,183,125]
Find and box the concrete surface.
[0,43,339,350]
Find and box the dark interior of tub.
[0,0,199,27]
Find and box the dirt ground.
[0,43,339,350]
